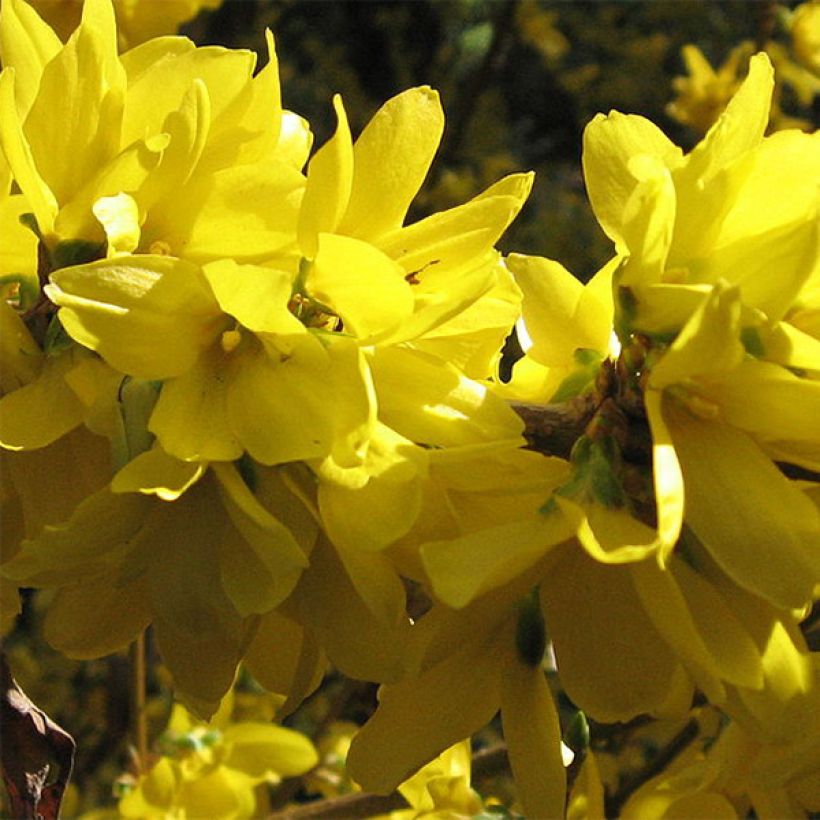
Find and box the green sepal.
[563,709,590,753]
[740,326,765,358]
[515,587,547,668]
[557,435,627,508]
[18,212,43,240]
[44,313,73,356]
[236,453,258,492]
[49,238,107,271]
[550,348,606,403]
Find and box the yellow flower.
[667,44,747,135]
[585,53,818,318]
[0,0,302,263]
[622,700,820,819]
[347,581,567,820]
[644,282,820,608]
[580,51,820,584]
[45,255,374,467]
[296,88,530,372]
[2,454,318,714]
[119,702,318,819]
[387,740,484,819]
[792,1,820,74]
[499,253,617,404]
[25,0,222,48]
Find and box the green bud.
[740,326,765,358]
[516,588,547,668]
[564,709,590,753]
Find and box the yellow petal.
[644,391,684,562]
[501,656,566,820]
[1,488,149,587]
[149,348,243,463]
[201,28,283,170]
[23,12,124,206]
[54,133,166,242]
[213,461,308,616]
[298,94,353,258]
[422,515,573,609]
[540,548,680,722]
[412,258,522,379]
[376,174,533,279]
[676,52,773,190]
[758,320,820,372]
[506,253,612,366]
[567,752,606,820]
[631,556,762,695]
[225,335,338,465]
[338,86,444,240]
[308,232,414,341]
[582,111,683,249]
[0,67,58,234]
[0,353,86,451]
[369,346,524,447]
[0,0,61,118]
[150,160,304,262]
[47,255,222,379]
[93,192,141,255]
[138,77,212,208]
[111,445,205,500]
[618,159,676,286]
[664,400,820,610]
[648,282,744,388]
[346,637,501,793]
[558,497,659,565]
[43,570,151,658]
[121,37,255,149]
[222,722,318,778]
[295,535,410,683]
[318,426,423,552]
[243,609,325,703]
[699,359,820,449]
[203,259,304,336]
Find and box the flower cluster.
[1,0,818,816]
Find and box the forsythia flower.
[0,0,534,721]
[622,700,820,818]
[117,703,318,819]
[25,0,221,47]
[666,44,746,134]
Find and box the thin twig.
[129,632,148,773]
[268,789,409,820]
[604,719,699,817]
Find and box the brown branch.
[604,719,699,817]
[510,396,654,465]
[268,743,512,820]
[268,790,409,820]
[129,632,148,773]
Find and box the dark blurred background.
[184,0,813,281]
